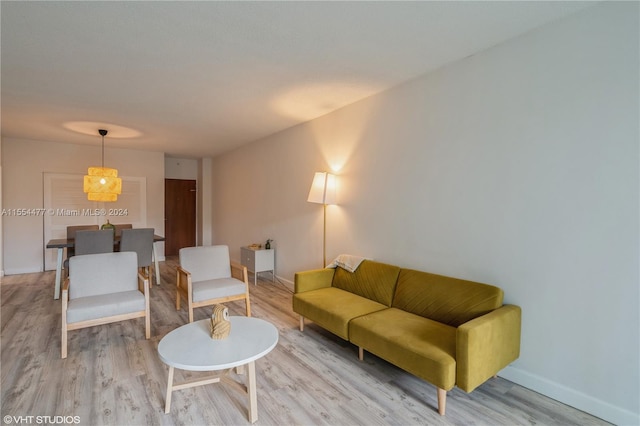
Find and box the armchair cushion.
[192,278,248,302]
[66,290,145,324]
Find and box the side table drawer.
[241,247,256,271]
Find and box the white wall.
[2,138,165,273]
[199,157,213,246]
[211,3,639,424]
[0,137,3,277]
[165,157,199,180]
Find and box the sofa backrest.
[332,260,400,306]
[392,268,503,327]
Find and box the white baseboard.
[4,267,43,275]
[276,275,294,292]
[500,365,639,426]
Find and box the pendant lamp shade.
[83,129,122,202]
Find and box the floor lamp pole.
[322,203,327,268]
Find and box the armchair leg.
[61,290,68,359]
[61,326,67,359]
[437,388,446,416]
[145,266,152,289]
[145,315,151,339]
[245,295,251,317]
[299,315,304,331]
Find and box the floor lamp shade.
[307,172,336,205]
[307,172,336,268]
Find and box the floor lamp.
[307,172,337,267]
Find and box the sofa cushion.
[293,287,388,340]
[350,307,457,390]
[332,260,400,307]
[392,269,503,327]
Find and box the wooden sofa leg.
[299,315,304,331]
[437,388,446,416]
[358,347,364,361]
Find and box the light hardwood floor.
[1,257,609,426]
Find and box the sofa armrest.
[294,268,335,293]
[456,304,521,392]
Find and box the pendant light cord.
[98,129,108,168]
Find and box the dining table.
[46,233,165,300]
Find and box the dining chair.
[176,245,251,323]
[74,229,115,255]
[120,228,155,287]
[65,225,99,259]
[61,251,150,358]
[63,225,101,274]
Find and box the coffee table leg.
[247,361,257,423]
[165,366,174,414]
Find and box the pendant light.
[83,129,122,202]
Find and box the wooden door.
[165,179,196,256]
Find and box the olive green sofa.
[292,260,521,416]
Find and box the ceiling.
[1,1,594,158]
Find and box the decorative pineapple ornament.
[210,304,231,339]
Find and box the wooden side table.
[240,247,275,285]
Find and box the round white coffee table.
[158,316,278,423]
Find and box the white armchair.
[176,245,251,323]
[61,251,150,358]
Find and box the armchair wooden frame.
[61,272,150,359]
[176,261,251,323]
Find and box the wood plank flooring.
[1,257,610,426]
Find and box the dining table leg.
[54,247,63,299]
